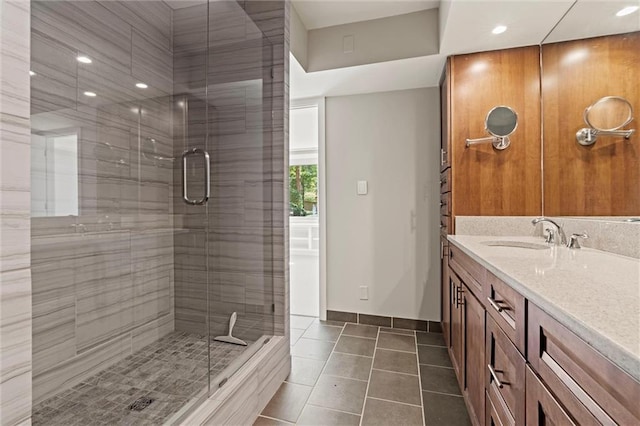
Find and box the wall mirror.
[540,1,640,217]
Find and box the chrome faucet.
[531,217,567,246]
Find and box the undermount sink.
[481,240,550,250]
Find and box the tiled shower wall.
[29,1,176,404]
[0,1,33,424]
[172,0,289,342]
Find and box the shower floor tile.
[32,331,253,425]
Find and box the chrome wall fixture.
[576,96,636,146]
[466,105,518,150]
[182,147,211,205]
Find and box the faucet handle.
[568,232,589,249]
[544,228,555,244]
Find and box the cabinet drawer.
[440,214,451,235]
[528,303,640,425]
[483,272,526,354]
[440,168,451,193]
[448,244,484,299]
[440,192,451,217]
[486,315,525,426]
[525,366,576,426]
[486,391,514,426]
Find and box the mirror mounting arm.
[576,128,635,146]
[465,135,510,150]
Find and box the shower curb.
[175,336,290,425]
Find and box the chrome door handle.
[487,297,504,313]
[487,364,504,388]
[182,148,210,205]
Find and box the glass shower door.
[204,0,276,390]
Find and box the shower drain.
[128,396,155,412]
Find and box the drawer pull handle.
[487,364,504,388]
[487,297,504,313]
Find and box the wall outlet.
[359,286,368,300]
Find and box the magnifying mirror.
[576,96,635,146]
[486,106,518,138]
[466,105,518,150]
[585,96,633,131]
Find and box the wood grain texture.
[463,288,485,426]
[485,315,525,426]
[450,46,542,217]
[440,59,451,172]
[525,366,576,426]
[542,32,640,216]
[527,303,640,425]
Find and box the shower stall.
[27,0,288,423]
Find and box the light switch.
[343,35,354,54]
[357,180,368,195]
[359,286,368,300]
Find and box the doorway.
[289,100,325,318]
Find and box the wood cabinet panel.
[449,244,484,299]
[463,288,485,426]
[528,303,640,425]
[542,32,640,216]
[486,315,525,425]
[450,46,542,217]
[440,168,451,194]
[449,270,464,385]
[440,192,451,217]
[440,58,451,172]
[525,366,577,426]
[483,272,526,354]
[441,237,450,347]
[486,391,514,426]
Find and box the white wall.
[326,88,441,321]
[290,5,308,70]
[307,10,439,72]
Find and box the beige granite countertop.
[448,235,640,382]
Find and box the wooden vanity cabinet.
[448,267,486,425]
[463,286,486,425]
[528,303,640,425]
[441,236,451,347]
[444,244,640,426]
[525,367,576,426]
[486,315,525,425]
[449,271,464,382]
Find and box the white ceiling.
[290,52,445,100]
[292,0,440,29]
[439,0,575,55]
[544,0,640,44]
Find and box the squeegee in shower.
[213,312,248,346]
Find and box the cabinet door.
[440,58,451,171]
[441,237,450,347]
[526,366,576,426]
[463,286,485,426]
[449,270,463,385]
[485,315,525,425]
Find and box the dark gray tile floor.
[32,331,253,425]
[256,316,471,426]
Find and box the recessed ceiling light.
[83,91,97,97]
[616,6,639,16]
[492,25,507,35]
[29,70,36,76]
[76,55,92,64]
[135,82,148,89]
